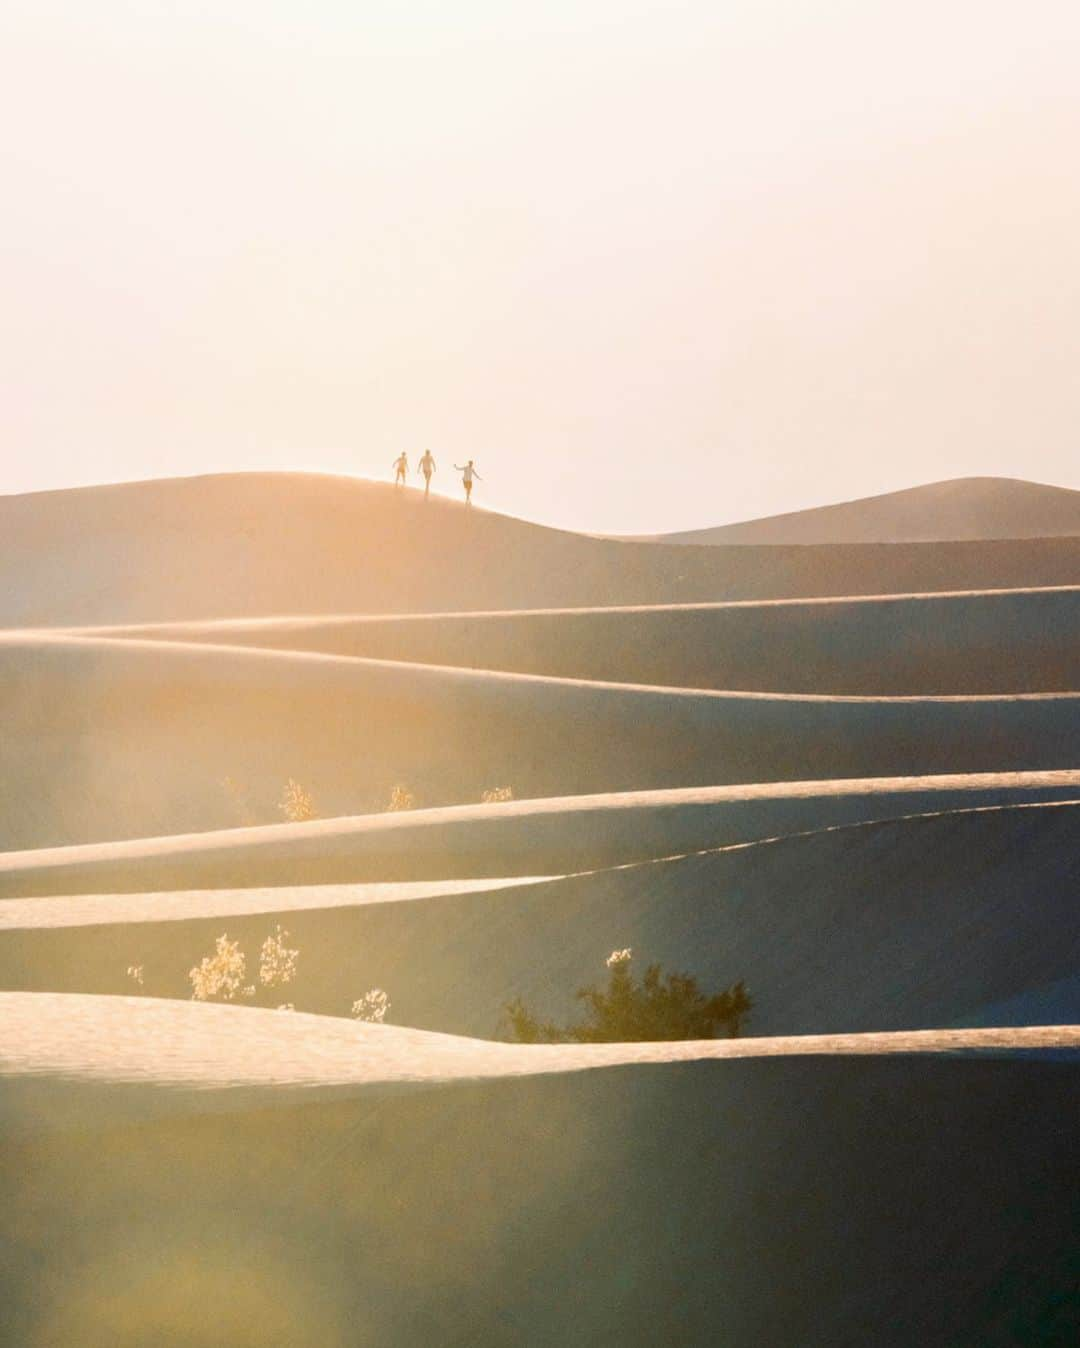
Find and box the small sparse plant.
[189,934,255,1003]
[504,947,751,1044]
[259,924,299,989]
[189,925,301,1004]
[386,784,416,812]
[279,778,318,822]
[126,964,145,988]
[351,989,391,1023]
[481,786,514,804]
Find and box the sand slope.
[3,770,1080,896]
[5,471,1080,1346]
[5,472,1080,626]
[5,801,1080,1038]
[660,474,1080,544]
[5,630,1080,849]
[2,996,1079,1346]
[3,992,1078,1129]
[90,583,1080,694]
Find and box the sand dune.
[658,474,1080,545]
[5,769,1080,894]
[5,630,1080,849]
[93,582,1080,694]
[6,470,1080,1346]
[2,998,1078,1345]
[3,992,1078,1131]
[5,802,1079,1038]
[5,472,1080,627]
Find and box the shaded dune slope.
[659,474,1080,545]
[2,1002,1078,1346]
[4,771,1080,896]
[96,583,1080,694]
[6,803,1080,1037]
[5,472,1080,627]
[4,632,1080,849]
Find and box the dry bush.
[189,934,254,1003]
[481,785,514,804]
[279,778,318,822]
[351,989,391,1023]
[259,924,299,989]
[189,925,300,1003]
[386,784,416,812]
[125,964,145,989]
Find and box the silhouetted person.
[418,449,436,498]
[455,460,481,506]
[392,452,409,487]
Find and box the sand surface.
[3,471,1080,1346]
[4,991,1078,1132]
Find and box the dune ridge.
[74,582,1080,694]
[656,475,1080,545]
[6,472,1080,626]
[5,628,1080,849]
[4,991,1077,1131]
[5,770,1080,895]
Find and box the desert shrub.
[125,964,145,989]
[505,947,751,1043]
[386,784,416,812]
[351,989,391,1023]
[189,925,300,1004]
[279,778,318,822]
[189,934,254,1002]
[481,785,514,804]
[259,924,299,989]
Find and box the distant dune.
[656,475,1080,545]
[5,473,1080,625]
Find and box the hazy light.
[2,0,1079,531]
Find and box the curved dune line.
[44,583,1080,699]
[0,873,559,929]
[31,580,1080,630]
[6,628,1080,853]
[4,993,1079,1095]
[5,772,1080,898]
[4,796,1080,930]
[6,627,1080,703]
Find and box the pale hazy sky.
[3,0,1079,533]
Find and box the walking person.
[454,459,481,506]
[392,452,409,487]
[418,449,437,499]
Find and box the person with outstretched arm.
[418,449,436,498]
[392,452,409,486]
[454,459,481,506]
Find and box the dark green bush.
[504,949,751,1043]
